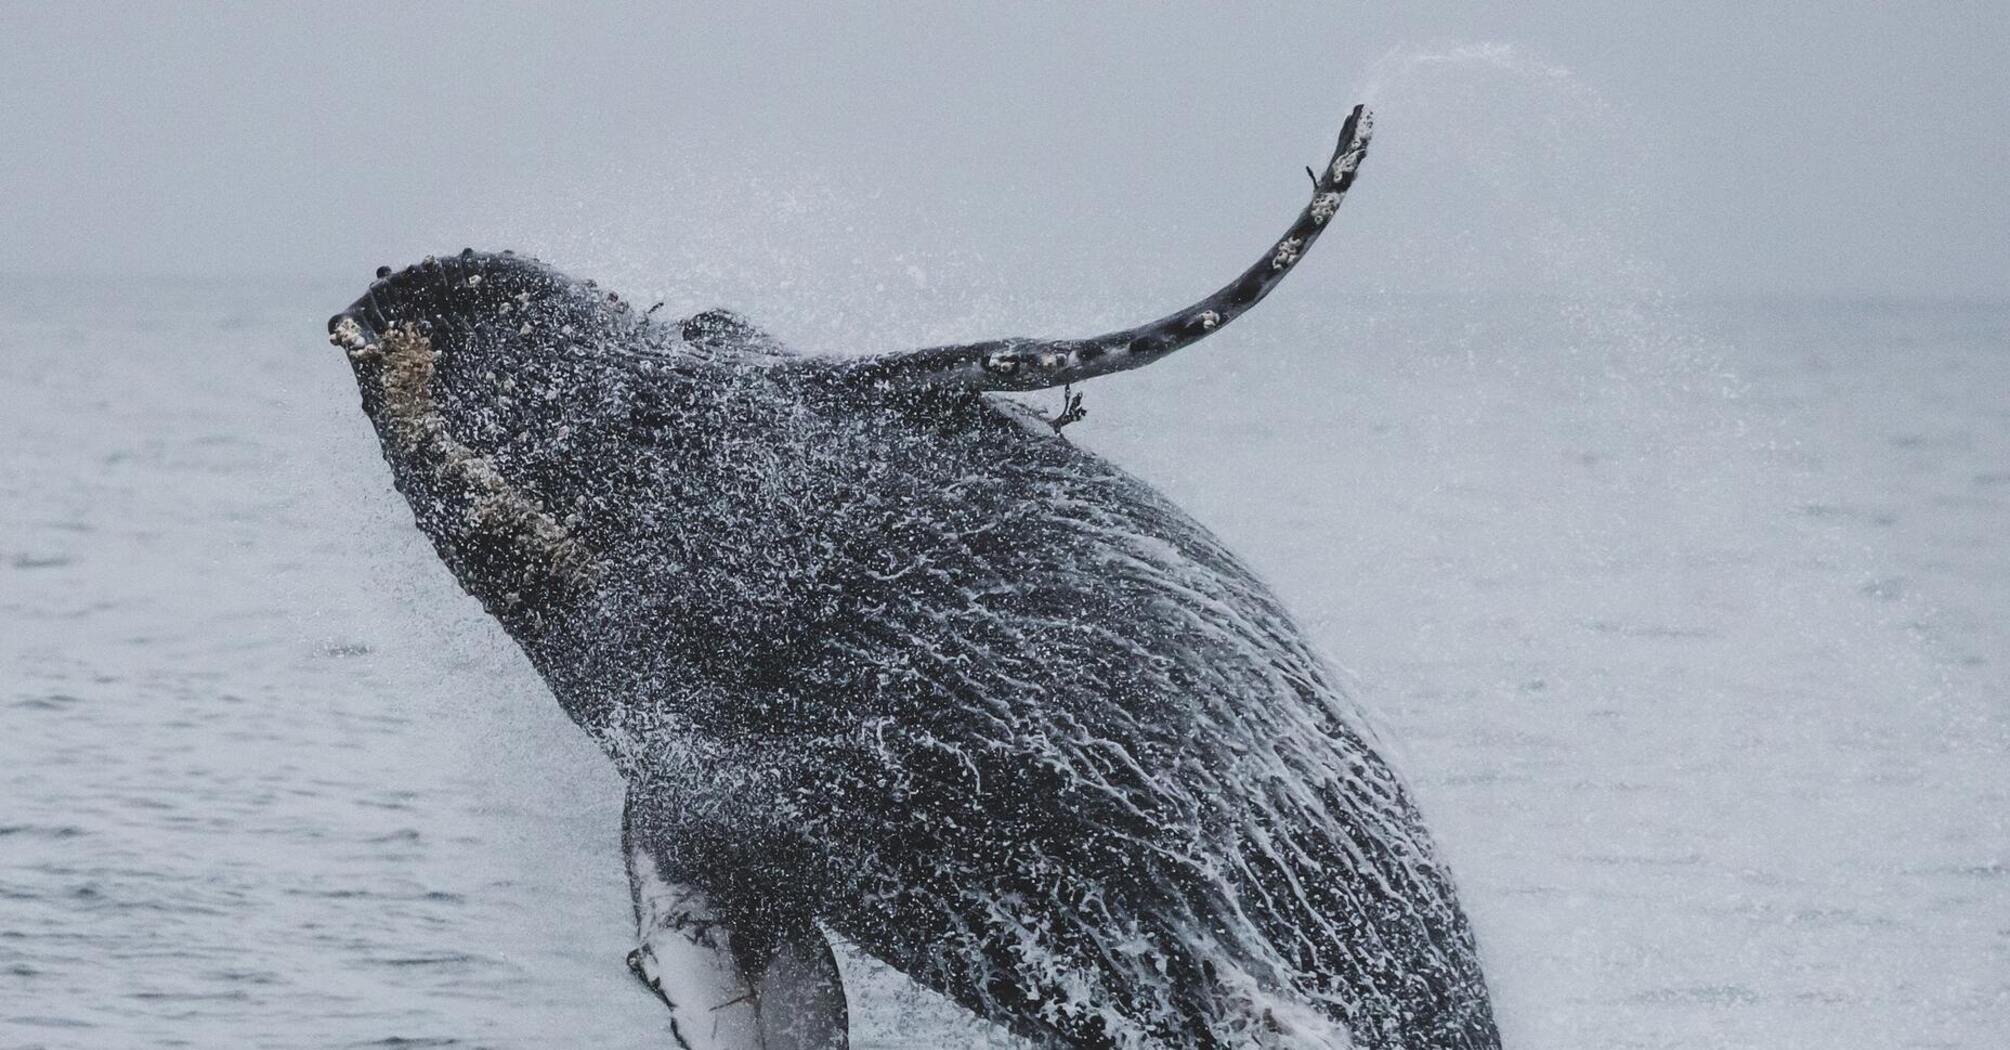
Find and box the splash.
[1355,43,1596,110]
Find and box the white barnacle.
[519,322,533,336]
[1271,237,1303,270]
[1331,144,1365,180]
[329,316,381,360]
[466,274,483,288]
[1193,310,1220,331]
[983,355,1020,375]
[1310,192,1342,224]
[330,315,366,350]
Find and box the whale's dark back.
[333,251,1499,1049]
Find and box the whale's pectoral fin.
[624,866,763,1050]
[789,104,1372,395]
[750,933,849,1050]
[624,798,848,1049]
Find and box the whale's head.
[325,251,646,612]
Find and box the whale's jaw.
[327,251,637,627]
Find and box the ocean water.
[1,279,2004,1049]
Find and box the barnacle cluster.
[360,320,601,591]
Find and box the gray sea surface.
[1,281,2004,1048]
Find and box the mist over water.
[3,29,2005,1050]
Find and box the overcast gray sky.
[3,2,2004,300]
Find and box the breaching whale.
[328,105,1498,1049]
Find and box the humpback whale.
[328,105,1498,1049]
